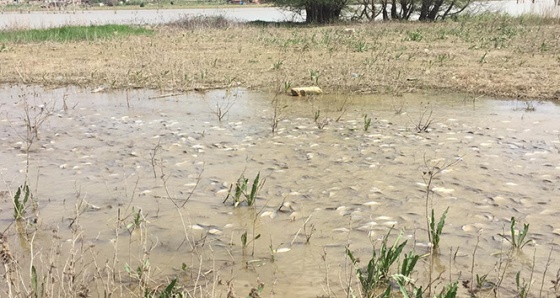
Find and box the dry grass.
[0,14,559,99]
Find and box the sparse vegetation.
[1,14,559,98]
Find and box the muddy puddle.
[1,85,560,297]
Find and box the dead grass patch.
[0,14,559,99]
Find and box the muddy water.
[1,85,560,297]
[0,7,301,29]
[2,0,560,29]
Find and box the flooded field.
[1,85,560,297]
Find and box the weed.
[283,81,292,93]
[126,207,145,233]
[516,271,529,298]
[498,217,531,251]
[414,107,434,132]
[406,31,424,42]
[309,69,320,85]
[224,172,264,207]
[429,207,449,251]
[124,259,150,281]
[363,114,372,132]
[353,40,369,52]
[435,53,450,65]
[346,229,411,297]
[436,281,459,298]
[13,184,31,220]
[241,231,261,252]
[208,89,238,122]
[393,274,424,298]
[552,268,560,296]
[271,93,288,134]
[313,108,329,129]
[144,278,184,298]
[272,60,284,70]
[479,51,488,64]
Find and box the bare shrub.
[166,15,238,30]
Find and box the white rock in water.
[375,216,393,221]
[363,201,380,206]
[208,229,222,235]
[432,187,454,194]
[370,187,383,193]
[333,228,350,233]
[260,211,277,219]
[191,224,204,230]
[382,221,398,226]
[358,222,377,230]
[275,247,291,253]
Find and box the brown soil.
[1,17,560,100]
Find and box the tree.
[354,0,471,21]
[271,0,349,23]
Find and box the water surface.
[1,86,559,296]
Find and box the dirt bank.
[1,15,559,100]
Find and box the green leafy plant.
[309,69,320,85]
[272,60,284,70]
[515,271,529,298]
[13,184,31,220]
[346,229,411,297]
[241,231,261,253]
[393,274,423,298]
[406,31,423,42]
[429,207,449,251]
[400,251,420,277]
[224,172,264,207]
[353,40,369,52]
[498,217,531,250]
[125,259,150,281]
[144,278,184,298]
[363,114,372,132]
[126,207,145,233]
[283,81,292,93]
[436,281,459,298]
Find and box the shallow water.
[0,7,302,29]
[1,0,559,29]
[1,85,560,297]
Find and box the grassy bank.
[0,14,559,99]
[0,24,153,43]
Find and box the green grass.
[0,24,153,43]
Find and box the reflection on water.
[1,86,560,296]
